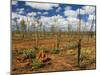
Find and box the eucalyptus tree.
[37,20,42,38]
[89,15,95,38]
[13,17,19,33]
[50,24,55,36]
[53,17,60,50]
[33,18,41,48]
[20,19,26,38]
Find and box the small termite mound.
[36,50,49,62]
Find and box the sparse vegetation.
[12,1,96,74]
[32,59,45,69]
[50,48,60,54]
[22,48,37,59]
[66,42,78,49]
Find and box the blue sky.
[11,1,96,31]
[12,1,85,17]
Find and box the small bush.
[43,48,50,53]
[79,48,96,68]
[32,59,44,69]
[66,42,78,49]
[80,48,91,61]
[67,49,76,55]
[51,48,60,54]
[22,48,37,59]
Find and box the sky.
[11,0,96,31]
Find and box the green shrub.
[66,42,78,49]
[32,59,44,69]
[32,46,39,51]
[51,48,60,54]
[22,48,37,59]
[80,48,90,61]
[43,48,50,53]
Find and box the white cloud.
[76,8,85,15]
[65,6,72,10]
[16,8,25,14]
[26,2,59,10]
[88,14,95,20]
[76,6,96,15]
[12,12,28,25]
[39,14,93,31]
[64,6,78,18]
[64,10,78,17]
[67,17,79,25]
[64,5,96,31]
[12,0,17,5]
[12,12,18,19]
[82,6,95,15]
[39,15,68,31]
[27,12,37,17]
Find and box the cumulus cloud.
[76,8,85,15]
[16,8,25,14]
[26,2,59,10]
[88,14,95,20]
[82,6,95,15]
[12,1,96,32]
[65,6,72,10]
[12,12,18,19]
[64,6,78,18]
[76,6,96,15]
[64,5,95,31]
[67,17,79,25]
[12,0,17,5]
[27,12,37,17]
[39,15,68,31]
[12,12,28,25]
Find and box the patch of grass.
[22,48,37,59]
[50,48,60,54]
[32,59,45,69]
[80,48,96,68]
[66,42,78,49]
[67,49,76,56]
[80,48,91,61]
[43,48,50,53]
[59,51,65,57]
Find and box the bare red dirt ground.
[12,35,96,74]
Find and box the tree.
[20,19,26,38]
[50,25,55,36]
[20,19,26,32]
[13,18,19,32]
[89,16,95,38]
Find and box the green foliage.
[42,48,50,53]
[66,42,78,49]
[80,48,91,61]
[67,49,76,55]
[51,48,60,54]
[32,59,44,69]
[22,48,37,59]
[20,19,26,32]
